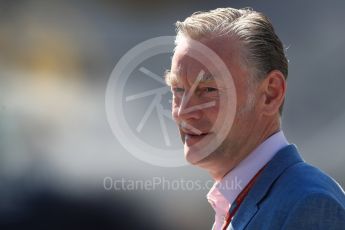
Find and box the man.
[165,7,345,230]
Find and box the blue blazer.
[228,145,345,229]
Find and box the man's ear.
[258,70,286,116]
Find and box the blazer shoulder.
[281,192,345,229]
[261,160,345,215]
[258,162,345,229]
[280,161,345,199]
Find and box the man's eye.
[198,87,219,97]
[200,87,218,94]
[204,87,218,92]
[172,87,184,94]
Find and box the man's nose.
[174,93,202,121]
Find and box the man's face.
[169,36,258,167]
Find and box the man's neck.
[209,121,281,181]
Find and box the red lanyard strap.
[221,166,266,230]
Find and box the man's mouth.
[182,130,209,145]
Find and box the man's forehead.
[172,70,214,80]
[171,56,215,79]
[165,69,216,85]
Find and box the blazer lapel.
[228,145,304,230]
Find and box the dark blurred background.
[1,0,345,229]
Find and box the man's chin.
[184,146,206,165]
